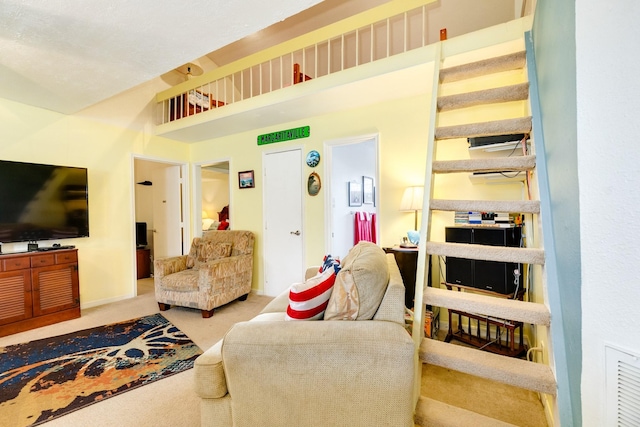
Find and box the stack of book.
[454,211,469,224]
[468,212,482,225]
[495,212,511,226]
[453,211,521,227]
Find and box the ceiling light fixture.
[176,63,203,81]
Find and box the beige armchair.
[194,246,415,427]
[153,230,254,318]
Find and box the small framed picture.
[238,170,255,189]
[348,181,362,206]
[362,176,374,204]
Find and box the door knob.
[290,230,301,236]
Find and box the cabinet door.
[32,263,80,317]
[0,270,32,325]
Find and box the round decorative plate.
[308,172,321,196]
[306,150,320,167]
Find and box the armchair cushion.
[186,238,201,268]
[187,238,232,269]
[195,241,232,268]
[161,269,199,292]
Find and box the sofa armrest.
[154,255,188,280]
[194,340,228,399]
[305,266,319,280]
[220,320,414,427]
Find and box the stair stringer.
[411,40,441,409]
[412,36,560,426]
[524,30,575,426]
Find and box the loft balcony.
[155,0,531,143]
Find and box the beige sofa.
[194,245,415,427]
[154,230,254,318]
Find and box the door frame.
[262,145,305,296]
[131,154,189,296]
[323,133,380,256]
[192,157,232,238]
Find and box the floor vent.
[606,344,640,426]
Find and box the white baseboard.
[81,294,134,310]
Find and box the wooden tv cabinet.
[0,248,80,337]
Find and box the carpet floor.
[0,279,547,426]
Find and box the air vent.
[606,345,640,426]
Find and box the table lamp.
[399,186,424,245]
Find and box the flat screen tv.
[0,160,89,243]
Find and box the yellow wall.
[190,94,432,293]
[0,97,188,307]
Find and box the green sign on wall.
[257,126,310,145]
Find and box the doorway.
[133,157,189,295]
[325,134,379,259]
[197,161,231,234]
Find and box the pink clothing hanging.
[354,212,377,245]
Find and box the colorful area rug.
[0,313,202,426]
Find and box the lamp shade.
[400,186,424,232]
[399,186,424,212]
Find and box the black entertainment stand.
[443,226,526,357]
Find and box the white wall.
[577,1,640,425]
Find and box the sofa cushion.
[160,269,199,292]
[285,265,339,320]
[324,241,389,320]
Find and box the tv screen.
[0,160,89,243]
[136,222,148,248]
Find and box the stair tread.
[415,396,518,427]
[420,339,557,395]
[430,199,540,214]
[426,241,545,265]
[433,155,536,174]
[435,117,532,140]
[440,51,526,83]
[438,83,529,111]
[425,287,550,326]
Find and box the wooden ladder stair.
[412,46,557,426]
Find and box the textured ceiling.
[0,0,324,114]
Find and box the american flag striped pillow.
[286,257,340,320]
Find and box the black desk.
[383,246,419,309]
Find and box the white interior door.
[264,149,304,296]
[152,166,183,259]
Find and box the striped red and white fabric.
[286,256,340,320]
